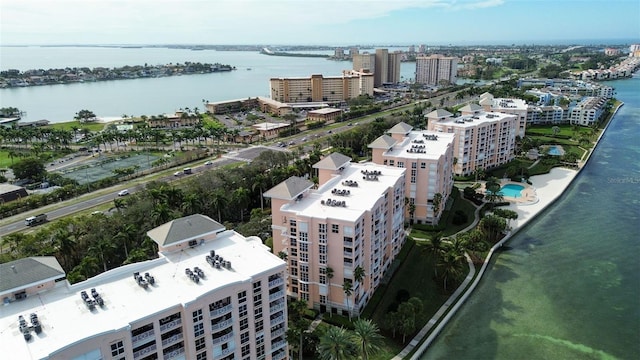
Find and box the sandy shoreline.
[509,167,578,230]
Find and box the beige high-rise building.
[387,51,403,84]
[374,49,389,86]
[265,153,406,316]
[352,53,375,73]
[415,54,458,86]
[0,214,288,360]
[269,71,373,103]
[369,122,455,224]
[426,105,518,176]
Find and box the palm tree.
[209,189,228,223]
[353,265,365,317]
[352,319,383,360]
[425,232,445,276]
[342,280,353,320]
[326,266,334,317]
[437,251,465,292]
[317,326,358,360]
[287,299,310,360]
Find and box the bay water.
[423,76,640,359]
[0,46,415,123]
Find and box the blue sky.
[1,0,638,46]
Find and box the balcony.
[131,329,155,347]
[270,301,285,314]
[271,327,286,338]
[269,277,284,288]
[271,339,287,351]
[210,303,233,318]
[161,333,183,347]
[133,343,157,359]
[269,290,284,301]
[212,332,234,346]
[211,318,234,332]
[159,318,182,333]
[163,347,185,360]
[272,350,287,360]
[220,345,235,357]
[270,315,285,325]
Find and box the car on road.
[25,214,47,226]
[174,171,182,176]
[204,160,213,166]
[117,189,129,196]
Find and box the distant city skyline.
[1,0,639,46]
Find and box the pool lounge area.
[481,180,537,204]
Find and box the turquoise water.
[499,184,524,198]
[548,145,563,156]
[423,76,640,360]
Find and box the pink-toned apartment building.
[0,215,288,360]
[369,122,456,225]
[426,106,518,176]
[265,153,406,316]
[478,92,528,137]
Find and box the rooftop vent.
[185,268,200,283]
[30,313,42,334]
[342,180,358,187]
[80,290,96,310]
[133,272,149,289]
[423,134,439,141]
[18,315,31,341]
[322,198,346,207]
[91,288,105,307]
[331,188,350,196]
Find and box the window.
[332,224,339,233]
[318,223,327,233]
[320,295,327,304]
[421,162,426,169]
[195,337,206,351]
[237,291,247,304]
[397,161,404,168]
[192,309,203,323]
[254,306,263,319]
[196,352,207,360]
[241,332,250,344]
[238,304,248,318]
[255,320,264,333]
[411,169,417,184]
[242,344,251,357]
[110,340,125,358]
[240,318,249,331]
[411,162,417,169]
[193,322,204,337]
[253,293,262,303]
[253,281,262,293]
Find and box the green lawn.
[364,238,451,344]
[46,120,106,132]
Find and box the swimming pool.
[548,145,563,156]
[499,184,525,198]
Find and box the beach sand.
[509,167,578,230]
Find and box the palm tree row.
[318,319,385,360]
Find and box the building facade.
[415,54,458,86]
[0,215,287,360]
[269,72,373,104]
[478,93,528,137]
[265,154,406,316]
[369,122,455,225]
[569,96,608,126]
[426,107,518,176]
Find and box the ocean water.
[0,46,416,123]
[422,77,640,359]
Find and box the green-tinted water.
[423,77,640,360]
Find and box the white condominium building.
[269,72,373,104]
[369,122,455,225]
[0,215,288,360]
[265,153,406,317]
[569,96,608,126]
[426,106,518,176]
[479,92,528,137]
[415,54,458,86]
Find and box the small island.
[0,62,236,88]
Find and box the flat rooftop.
[0,230,283,360]
[283,162,405,222]
[383,131,454,160]
[435,111,515,128]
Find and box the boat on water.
[247,68,252,70]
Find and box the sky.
[1,0,639,46]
